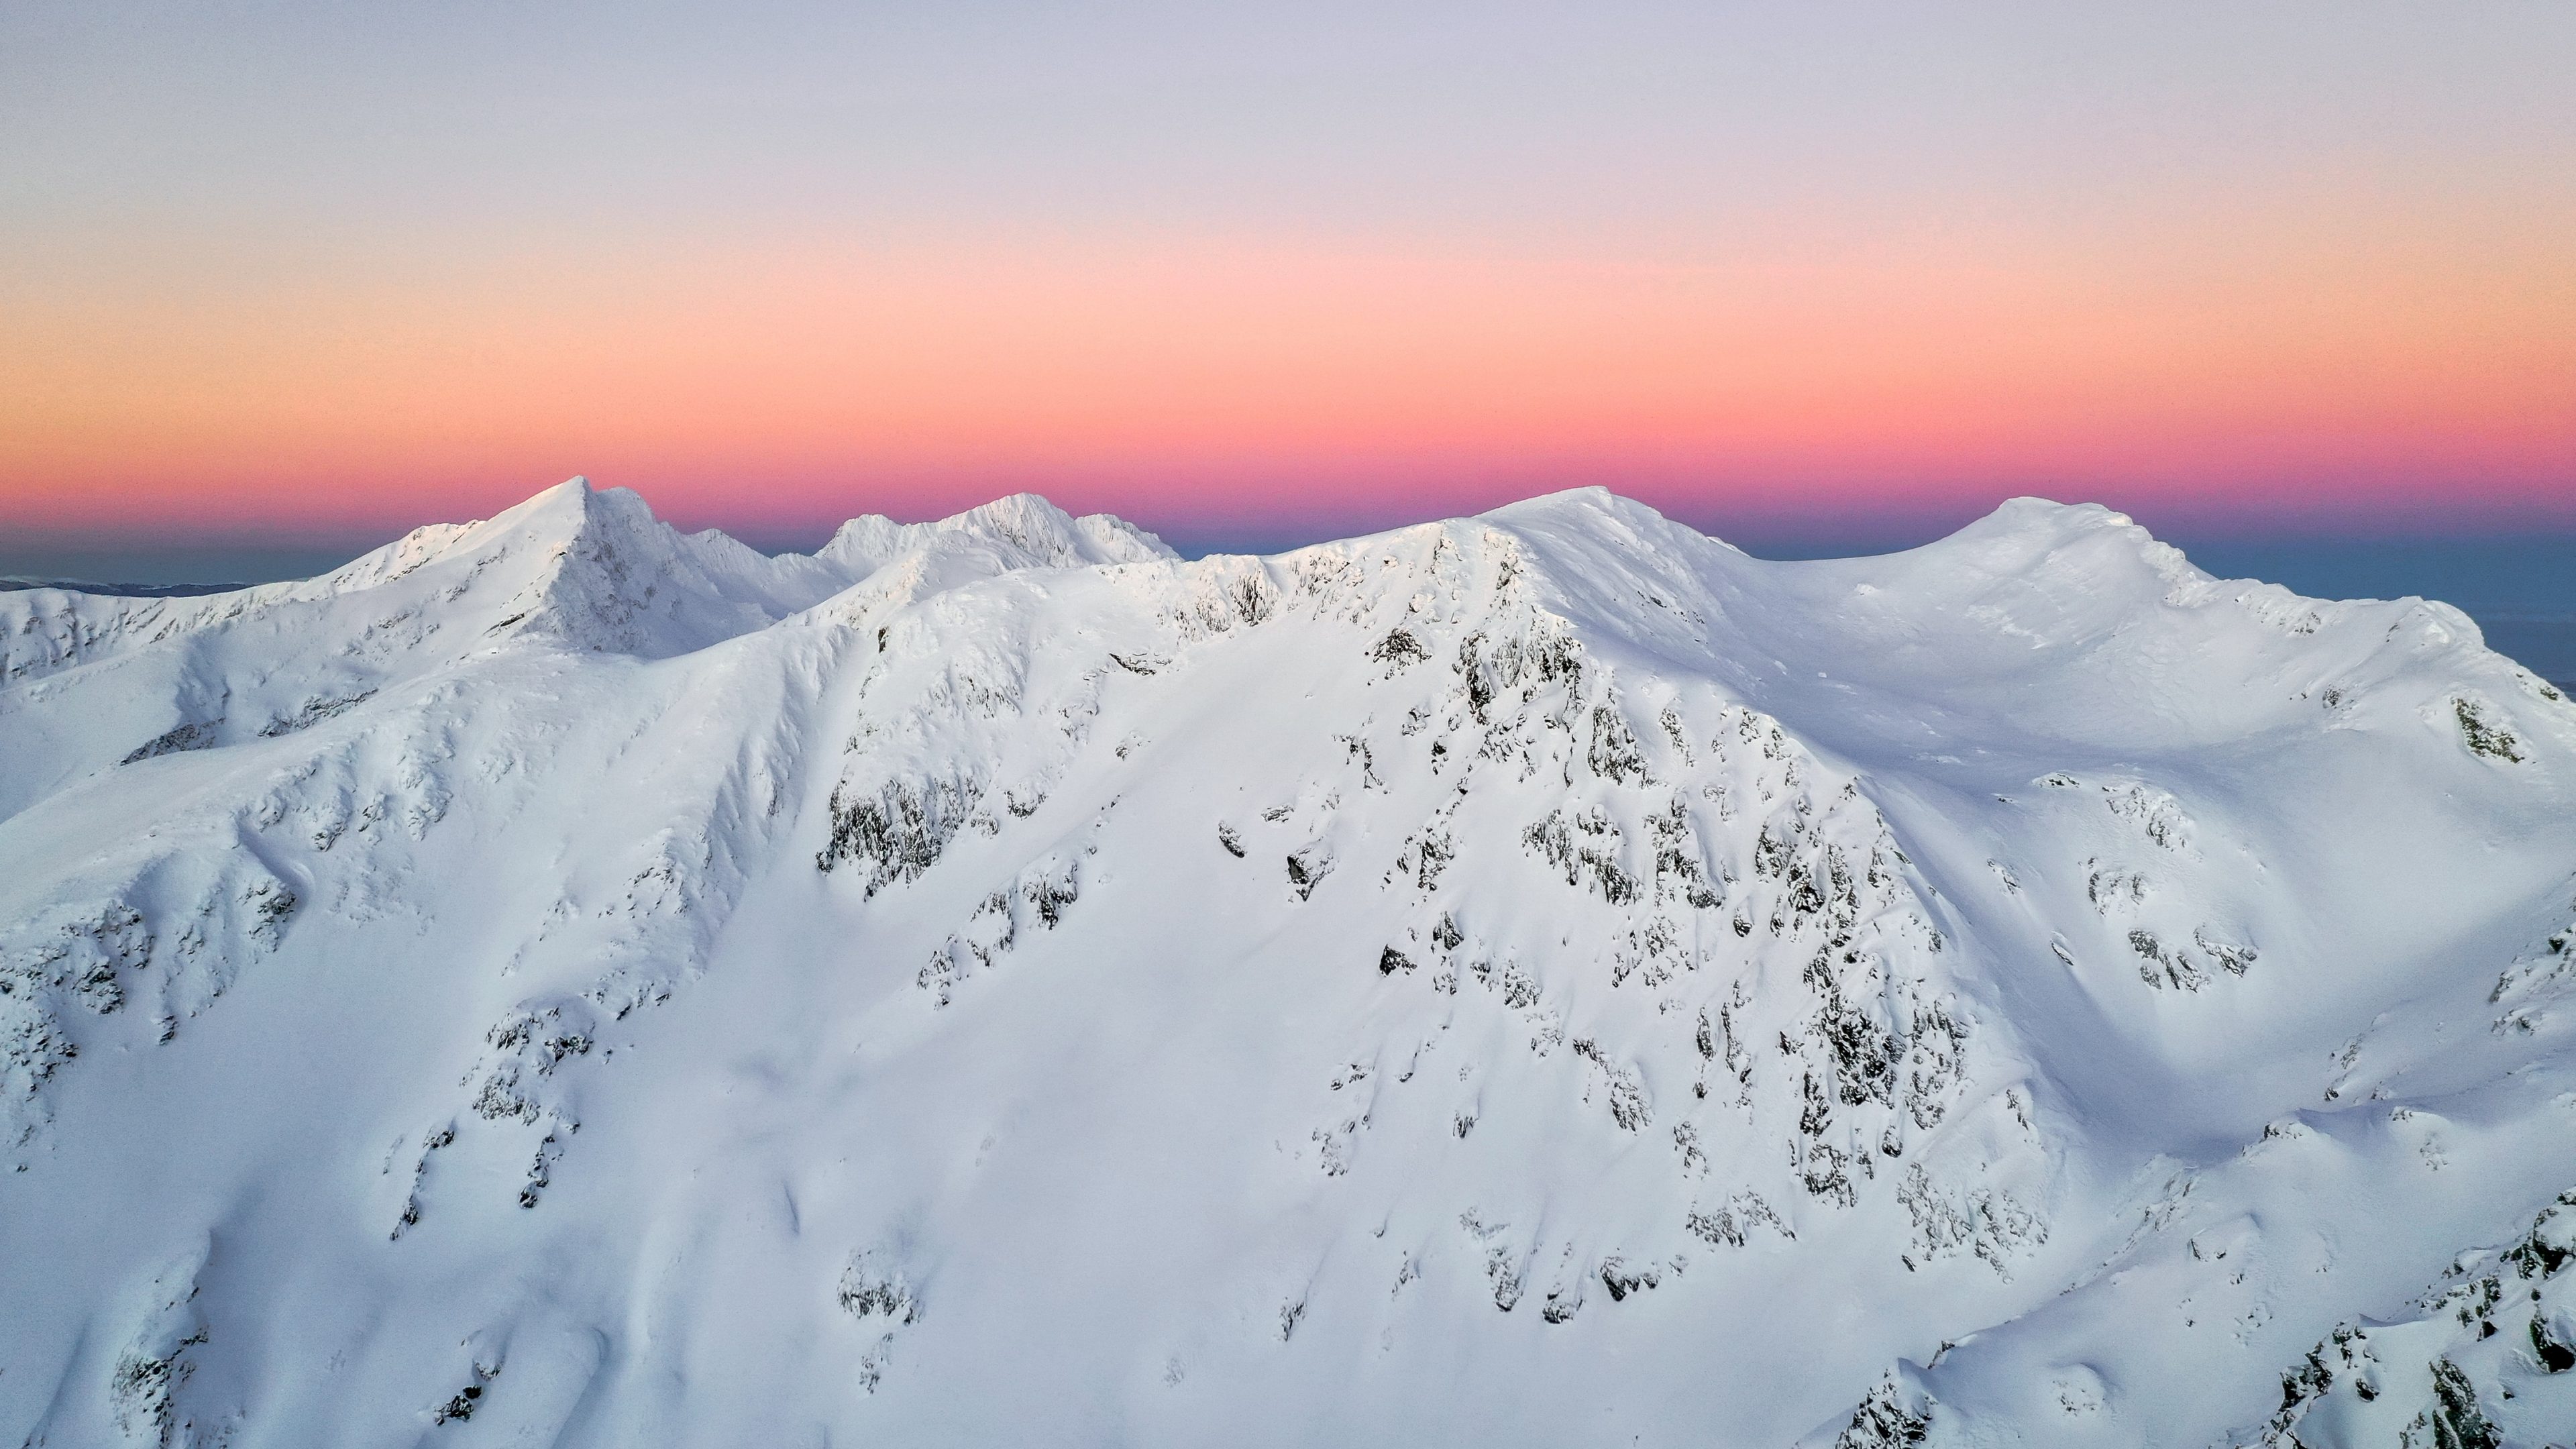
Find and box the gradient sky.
[4,1,2573,574]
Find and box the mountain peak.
[4,482,2573,1447]
[818,493,1175,577]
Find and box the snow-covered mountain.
[3,478,2572,1448]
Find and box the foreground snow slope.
[2,480,2572,1448]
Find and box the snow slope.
[2,480,2571,1448]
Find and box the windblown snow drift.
[4,479,2573,1448]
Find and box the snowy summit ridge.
[3,480,2573,1448]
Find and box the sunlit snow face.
[5,476,2575,1446]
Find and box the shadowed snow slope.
[3,482,2573,1448]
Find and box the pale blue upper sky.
[12,3,2571,259]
